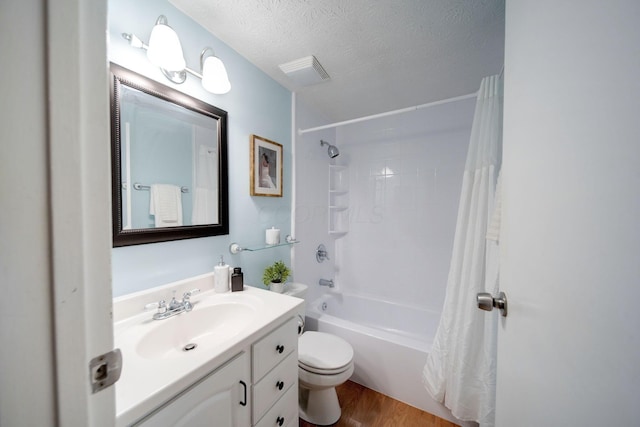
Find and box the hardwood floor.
[299,381,459,427]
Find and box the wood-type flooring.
[299,380,459,427]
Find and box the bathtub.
[304,292,472,427]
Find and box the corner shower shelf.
[229,236,299,254]
[329,165,349,236]
[329,165,348,192]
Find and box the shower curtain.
[422,74,503,426]
[192,142,218,225]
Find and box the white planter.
[270,282,285,293]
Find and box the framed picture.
[250,134,283,197]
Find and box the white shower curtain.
[423,74,503,426]
[192,143,218,225]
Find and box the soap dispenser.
[214,255,230,293]
[231,267,244,292]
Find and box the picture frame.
[250,134,283,197]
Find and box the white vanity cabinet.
[127,317,299,427]
[114,283,304,427]
[252,317,299,427]
[134,352,251,427]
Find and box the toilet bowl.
[284,283,355,425]
[298,331,354,425]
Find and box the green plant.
[262,260,291,286]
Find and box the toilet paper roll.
[266,227,280,245]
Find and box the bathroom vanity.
[113,273,303,426]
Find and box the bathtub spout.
[319,279,334,288]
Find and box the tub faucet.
[145,288,200,320]
[319,279,334,288]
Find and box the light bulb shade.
[146,22,185,71]
[201,56,231,94]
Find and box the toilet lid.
[298,331,354,372]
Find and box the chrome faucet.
[319,279,334,288]
[145,288,200,320]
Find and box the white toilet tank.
[284,282,308,299]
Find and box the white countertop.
[113,273,302,426]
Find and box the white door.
[48,0,116,424]
[46,0,116,424]
[2,0,114,425]
[1,0,114,425]
[496,1,640,426]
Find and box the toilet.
[285,283,355,425]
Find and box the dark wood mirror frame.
[110,63,229,247]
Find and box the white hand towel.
[150,184,183,227]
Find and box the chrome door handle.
[477,291,508,317]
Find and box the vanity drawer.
[252,317,297,381]
[253,351,298,422]
[254,382,297,427]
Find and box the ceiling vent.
[278,55,330,86]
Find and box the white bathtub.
[304,292,472,427]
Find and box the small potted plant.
[262,260,291,293]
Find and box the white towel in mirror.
[150,184,183,227]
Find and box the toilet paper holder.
[297,314,305,335]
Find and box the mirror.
[110,63,229,246]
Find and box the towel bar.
[126,182,189,193]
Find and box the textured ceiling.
[170,0,505,122]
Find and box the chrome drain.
[183,343,197,352]
[321,302,328,311]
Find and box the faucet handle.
[144,299,167,312]
[182,289,200,312]
[316,244,330,262]
[183,288,201,300]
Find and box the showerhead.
[320,140,339,158]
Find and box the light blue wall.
[109,0,292,297]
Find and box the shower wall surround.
[334,99,475,312]
[109,0,292,297]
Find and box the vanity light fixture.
[146,15,185,71]
[200,48,231,95]
[122,15,231,94]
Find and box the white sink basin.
[116,293,264,361]
[136,301,258,360]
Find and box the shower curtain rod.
[298,91,478,135]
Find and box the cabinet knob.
[277,416,285,426]
[276,380,284,390]
[276,344,284,354]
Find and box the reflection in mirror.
[110,63,228,247]
[120,85,219,227]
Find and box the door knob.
[477,291,508,317]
